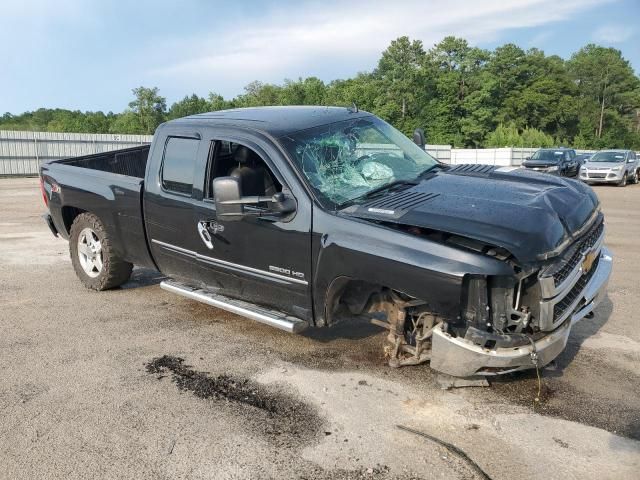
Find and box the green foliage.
[128,86,167,134]
[1,37,638,149]
[167,94,211,120]
[485,123,555,147]
[567,44,640,148]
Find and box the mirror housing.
[213,177,244,220]
[413,128,426,149]
[628,158,635,163]
[213,176,296,221]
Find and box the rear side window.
[162,137,200,195]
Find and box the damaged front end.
[370,215,612,377]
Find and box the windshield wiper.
[418,163,446,176]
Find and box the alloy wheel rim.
[77,227,103,278]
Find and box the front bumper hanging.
[429,247,613,377]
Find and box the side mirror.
[525,156,531,161]
[213,176,296,221]
[413,128,426,149]
[628,158,635,163]
[213,177,244,220]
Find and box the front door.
[191,136,313,322]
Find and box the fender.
[311,208,514,326]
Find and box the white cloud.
[527,30,554,47]
[592,24,635,43]
[150,0,611,93]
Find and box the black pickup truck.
[40,107,612,377]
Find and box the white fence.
[447,147,598,166]
[0,130,152,176]
[426,144,452,163]
[357,143,451,163]
[0,129,600,176]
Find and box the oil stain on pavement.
[146,355,322,443]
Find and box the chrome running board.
[160,280,309,334]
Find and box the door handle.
[197,221,214,250]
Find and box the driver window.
[204,141,282,200]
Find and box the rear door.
[143,125,208,281]
[191,133,313,321]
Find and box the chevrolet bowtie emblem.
[582,251,597,274]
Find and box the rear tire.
[69,213,133,290]
[631,170,639,184]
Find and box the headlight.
[547,166,559,172]
[611,166,623,172]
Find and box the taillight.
[40,176,49,207]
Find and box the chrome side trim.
[160,280,308,333]
[151,239,309,286]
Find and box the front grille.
[544,219,604,286]
[588,173,607,178]
[553,254,600,321]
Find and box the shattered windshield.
[279,116,438,206]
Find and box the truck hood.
[342,164,600,263]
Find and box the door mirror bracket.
[213,177,296,221]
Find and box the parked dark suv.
[521,148,579,177]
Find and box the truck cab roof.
[169,106,373,138]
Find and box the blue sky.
[1,0,638,114]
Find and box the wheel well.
[61,206,87,235]
[328,279,383,320]
[325,278,411,325]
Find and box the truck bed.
[41,144,155,270]
[55,145,150,179]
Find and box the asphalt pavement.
[1,177,639,479]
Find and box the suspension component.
[368,290,438,368]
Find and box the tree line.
[2,36,639,149]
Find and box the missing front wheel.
[368,290,439,368]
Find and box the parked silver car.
[579,150,639,186]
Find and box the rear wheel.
[69,213,133,290]
[631,170,639,184]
